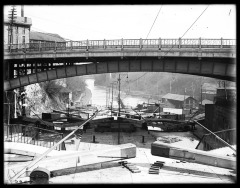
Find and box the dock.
[4,126,236,184]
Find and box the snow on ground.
[149,130,199,149]
[207,145,236,157]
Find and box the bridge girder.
[4,57,236,91]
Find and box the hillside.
[93,72,235,101]
[24,77,86,117]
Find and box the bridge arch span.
[4,59,236,91]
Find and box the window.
[8,35,13,44]
[8,35,11,44]
[8,25,11,35]
[22,36,25,44]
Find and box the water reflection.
[85,79,149,108]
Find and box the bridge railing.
[4,38,236,53]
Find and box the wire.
[134,5,163,61]
[164,5,210,56]
[145,5,163,40]
[122,72,148,88]
[121,5,161,86]
[27,13,123,39]
[180,5,210,39]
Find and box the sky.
[4,4,236,41]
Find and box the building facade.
[29,31,66,50]
[161,93,198,110]
[205,87,236,132]
[30,31,66,43]
[4,15,32,49]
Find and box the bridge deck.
[4,38,236,91]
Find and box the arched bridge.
[4,38,236,91]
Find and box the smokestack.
[21,5,24,17]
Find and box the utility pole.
[183,88,186,112]
[14,90,17,118]
[108,86,111,108]
[118,74,121,116]
[159,100,160,118]
[118,74,121,145]
[111,83,114,117]
[170,80,172,93]
[8,5,17,50]
[191,82,195,98]
[21,88,26,116]
[106,87,108,108]
[200,77,204,107]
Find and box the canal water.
[84,79,204,150]
[85,78,149,108]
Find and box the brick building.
[205,87,236,144]
[161,93,198,110]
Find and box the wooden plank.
[151,141,236,170]
[5,157,34,162]
[21,116,84,128]
[6,143,137,180]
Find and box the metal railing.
[4,38,236,53]
[194,120,236,152]
[5,124,65,151]
[8,110,99,183]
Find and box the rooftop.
[201,99,214,105]
[217,87,236,90]
[30,31,66,42]
[162,93,192,101]
[4,15,32,26]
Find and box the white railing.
[4,38,236,53]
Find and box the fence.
[4,38,236,53]
[195,128,236,151]
[5,124,65,151]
